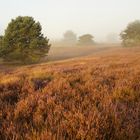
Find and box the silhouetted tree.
[63,30,77,46]
[120,20,140,47]
[78,34,94,46]
[0,16,51,63]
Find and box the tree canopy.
[0,36,3,47]
[0,16,51,63]
[120,20,140,47]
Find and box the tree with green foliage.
[78,34,94,46]
[0,36,3,47]
[0,16,51,63]
[120,20,140,47]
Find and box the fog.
[0,0,140,43]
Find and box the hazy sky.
[0,0,140,42]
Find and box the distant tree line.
[63,20,140,47]
[62,30,95,46]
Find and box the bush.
[0,16,51,63]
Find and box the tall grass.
[0,47,140,140]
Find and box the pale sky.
[0,0,140,42]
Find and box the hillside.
[47,44,120,61]
[0,47,140,140]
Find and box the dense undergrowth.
[0,47,140,140]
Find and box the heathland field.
[0,46,140,139]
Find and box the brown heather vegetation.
[0,47,140,140]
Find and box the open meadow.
[0,46,140,139]
[1,0,140,139]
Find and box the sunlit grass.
[0,47,140,140]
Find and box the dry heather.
[0,47,140,140]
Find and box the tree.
[63,30,77,46]
[120,20,140,47]
[0,16,51,63]
[78,34,94,46]
[0,36,3,47]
